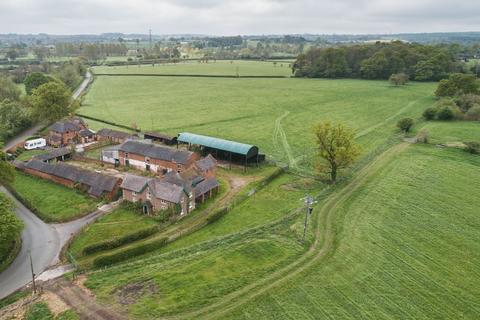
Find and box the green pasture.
[223,145,480,319]
[420,121,480,144]
[12,172,99,222]
[81,76,436,171]
[92,60,293,76]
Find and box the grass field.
[92,60,292,77]
[12,172,99,222]
[160,173,319,254]
[219,145,480,319]
[420,121,480,144]
[81,76,436,171]
[69,206,158,257]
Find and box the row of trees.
[293,41,460,81]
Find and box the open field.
[92,60,292,77]
[218,145,480,319]
[420,121,480,144]
[11,172,99,222]
[81,76,436,171]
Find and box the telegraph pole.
[29,251,36,294]
[302,195,316,243]
[149,29,152,50]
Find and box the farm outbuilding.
[177,132,262,169]
[144,131,178,145]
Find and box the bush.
[82,226,159,255]
[437,106,455,120]
[416,129,429,144]
[92,237,168,268]
[422,107,437,120]
[389,73,409,86]
[465,105,480,121]
[396,118,414,133]
[464,142,480,155]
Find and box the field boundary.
[93,73,289,79]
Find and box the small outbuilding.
[144,131,178,145]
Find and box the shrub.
[464,142,480,155]
[396,118,414,133]
[93,237,168,268]
[422,107,437,120]
[437,106,455,120]
[416,129,429,144]
[465,105,480,121]
[389,73,409,86]
[82,226,159,255]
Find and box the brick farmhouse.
[47,117,91,147]
[121,154,219,215]
[117,140,199,174]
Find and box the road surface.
[0,70,97,300]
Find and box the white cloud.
[0,0,479,34]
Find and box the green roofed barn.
[177,132,262,169]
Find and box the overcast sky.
[1,0,479,35]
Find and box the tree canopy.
[29,81,72,123]
[313,121,361,183]
[0,193,23,251]
[435,73,479,97]
[0,150,15,185]
[0,76,22,102]
[294,42,458,81]
[24,72,53,95]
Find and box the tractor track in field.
[163,142,409,320]
[273,111,297,169]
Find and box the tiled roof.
[148,180,184,203]
[120,174,149,193]
[195,154,217,172]
[33,147,72,162]
[79,129,95,137]
[194,178,219,197]
[22,160,120,196]
[96,128,133,140]
[49,121,82,133]
[119,140,194,165]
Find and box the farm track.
[273,111,297,169]
[47,278,126,320]
[164,142,409,320]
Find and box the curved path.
[0,70,95,300]
[164,142,409,320]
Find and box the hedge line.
[206,207,229,225]
[82,226,159,256]
[75,113,141,132]
[92,237,168,268]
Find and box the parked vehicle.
[24,138,47,150]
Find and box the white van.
[24,138,47,150]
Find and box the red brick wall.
[118,151,199,174]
